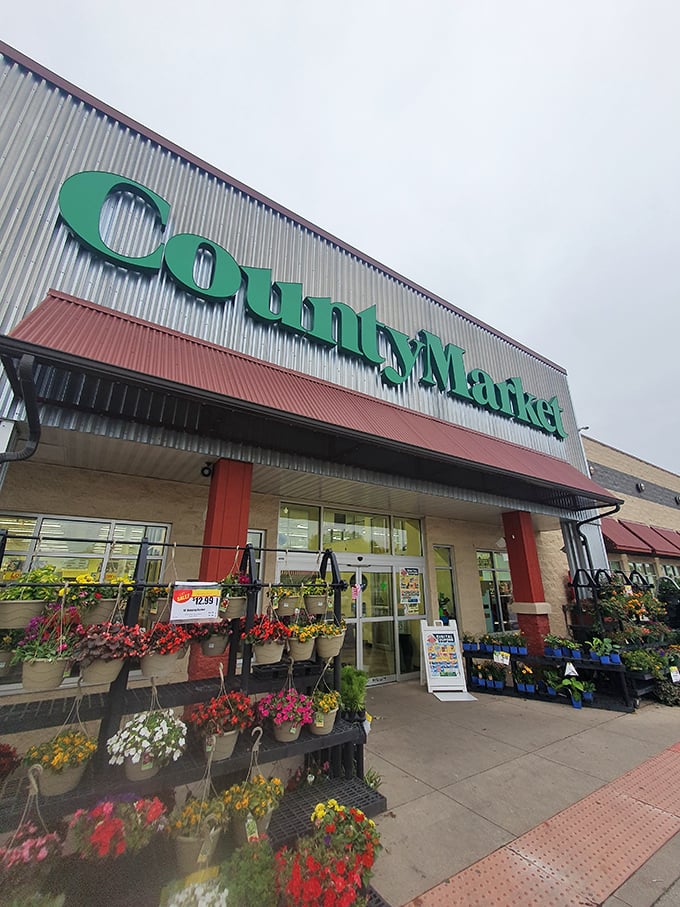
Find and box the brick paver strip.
[405,742,680,907]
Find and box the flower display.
[220,774,284,820]
[312,689,342,714]
[0,565,62,601]
[23,730,97,773]
[166,795,227,837]
[60,573,133,610]
[106,708,187,767]
[68,797,167,859]
[300,576,328,597]
[0,822,63,887]
[257,688,314,727]
[288,622,320,644]
[315,620,347,638]
[221,573,250,596]
[187,691,256,736]
[242,615,291,645]
[12,604,82,662]
[276,799,381,907]
[129,622,192,657]
[0,743,20,782]
[71,622,144,665]
[185,619,231,642]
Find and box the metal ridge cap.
[0,40,567,375]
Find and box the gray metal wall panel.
[0,54,586,472]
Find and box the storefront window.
[663,564,680,578]
[322,511,389,554]
[0,514,168,581]
[392,517,423,557]
[628,561,657,586]
[477,550,514,633]
[278,504,320,551]
[433,546,457,623]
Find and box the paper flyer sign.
[493,651,510,666]
[170,582,221,622]
[670,666,680,684]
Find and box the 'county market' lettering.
[58,171,567,438]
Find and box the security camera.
[357,556,364,562]
[201,462,213,478]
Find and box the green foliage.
[542,669,562,690]
[0,565,62,601]
[340,665,368,711]
[364,766,382,790]
[654,679,680,706]
[621,649,666,677]
[219,839,277,907]
[557,676,584,701]
[589,637,614,656]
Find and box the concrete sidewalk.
[364,681,680,907]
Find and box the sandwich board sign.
[421,620,468,696]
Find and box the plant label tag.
[141,752,154,771]
[0,659,6,669]
[493,651,510,666]
[314,712,324,727]
[245,812,259,842]
[291,723,299,734]
[670,666,680,684]
[564,662,579,677]
[205,734,216,752]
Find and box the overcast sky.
[4,2,680,473]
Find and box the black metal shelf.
[0,718,366,832]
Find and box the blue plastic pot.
[494,680,504,690]
[516,682,526,693]
[570,649,582,660]
[610,653,621,664]
[547,686,557,696]
[510,646,518,654]
[518,647,528,655]
[526,683,535,694]
[571,697,583,709]
[599,654,611,665]
[583,691,594,702]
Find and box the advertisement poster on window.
[421,621,467,694]
[399,568,421,606]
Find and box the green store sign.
[58,171,567,439]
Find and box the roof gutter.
[0,354,41,463]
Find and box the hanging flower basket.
[288,637,316,661]
[107,708,187,780]
[0,600,45,629]
[188,691,255,761]
[24,729,97,797]
[252,640,286,665]
[80,658,124,685]
[257,688,314,741]
[316,623,347,659]
[78,598,121,626]
[21,657,69,692]
[224,596,247,619]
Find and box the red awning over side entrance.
[619,520,680,558]
[600,518,653,554]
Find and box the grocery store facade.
[0,43,619,684]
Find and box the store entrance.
[278,556,425,684]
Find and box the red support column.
[189,459,253,681]
[502,510,551,655]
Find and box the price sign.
[670,666,680,684]
[170,582,221,623]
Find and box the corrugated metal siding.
[0,51,586,472]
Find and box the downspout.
[0,355,41,463]
[574,502,622,572]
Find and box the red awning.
[649,526,680,557]
[600,518,653,554]
[4,290,621,510]
[619,520,680,558]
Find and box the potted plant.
[340,665,368,722]
[242,615,291,665]
[267,584,302,617]
[23,728,97,796]
[582,679,596,703]
[542,668,561,696]
[71,622,143,685]
[513,662,533,693]
[166,795,227,877]
[132,622,192,677]
[61,573,132,625]
[68,796,167,859]
[287,618,319,661]
[106,708,187,781]
[461,632,477,652]
[300,576,330,616]
[0,565,61,628]
[558,676,585,708]
[218,838,277,907]
[143,584,171,619]
[0,628,22,678]
[315,619,347,659]
[0,822,63,903]
[589,637,614,664]
[256,688,314,742]
[543,633,567,657]
[310,688,342,736]
[12,605,82,692]
[187,691,256,761]
[486,660,508,691]
[187,619,232,657]
[220,573,250,619]
[221,773,284,844]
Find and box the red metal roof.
[600,518,654,554]
[8,290,619,507]
[619,520,680,558]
